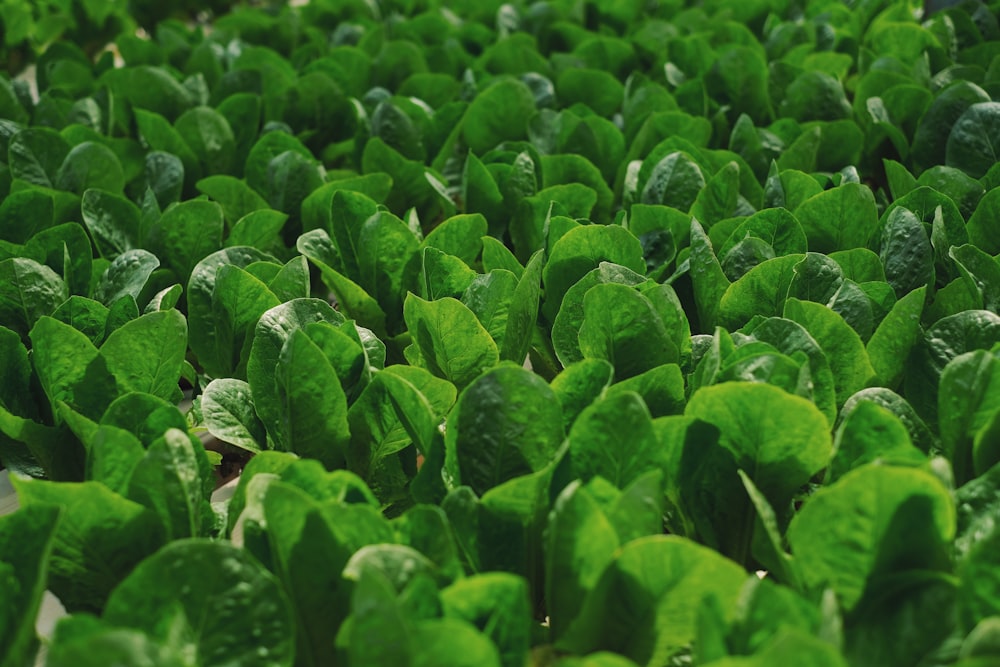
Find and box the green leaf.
[103,539,295,667]
[445,365,563,495]
[640,151,705,210]
[946,101,1000,179]
[951,244,1000,313]
[568,391,663,489]
[80,190,142,259]
[175,106,236,176]
[93,249,159,308]
[210,264,282,379]
[0,504,60,667]
[783,298,876,405]
[828,401,927,483]
[911,81,990,172]
[404,294,499,390]
[463,78,536,154]
[56,142,124,195]
[247,298,346,451]
[262,482,378,667]
[201,378,265,454]
[717,254,803,330]
[274,327,351,469]
[939,350,1000,485]
[440,573,532,667]
[196,174,269,226]
[348,371,438,505]
[298,229,388,337]
[788,464,954,611]
[578,283,679,379]
[545,479,620,640]
[686,382,831,507]
[879,207,934,299]
[866,286,926,389]
[100,309,186,403]
[187,246,278,378]
[542,224,646,322]
[967,187,1000,256]
[12,477,165,613]
[552,262,647,367]
[794,183,878,254]
[558,535,748,666]
[127,428,213,540]
[30,316,116,422]
[148,199,224,284]
[0,257,68,340]
[8,127,70,188]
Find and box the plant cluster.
[2,0,1000,665]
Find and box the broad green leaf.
[947,101,1000,179]
[568,391,663,489]
[866,286,926,389]
[441,573,532,667]
[717,254,803,330]
[56,142,125,195]
[127,428,213,540]
[967,187,1000,256]
[347,369,438,506]
[606,364,686,418]
[879,207,934,299]
[787,464,954,611]
[187,246,277,378]
[8,127,70,187]
[828,401,926,483]
[640,151,705,210]
[0,504,60,667]
[30,316,116,422]
[80,189,141,260]
[201,378,266,453]
[210,264,281,379]
[686,382,831,506]
[0,257,68,339]
[463,78,536,154]
[357,211,421,333]
[274,327,350,469]
[196,175,269,226]
[12,477,165,613]
[404,294,499,390]
[297,229,388,337]
[783,298,876,405]
[939,350,1000,485]
[43,618,186,667]
[552,262,647,367]
[550,359,615,431]
[542,224,646,322]
[103,539,295,667]
[100,309,186,403]
[951,244,1000,313]
[263,482,373,667]
[911,81,990,172]
[906,310,1000,428]
[422,247,477,301]
[246,298,346,451]
[445,365,563,495]
[175,106,236,176]
[794,183,877,254]
[545,480,620,640]
[689,218,731,332]
[558,535,748,667]
[148,199,224,283]
[578,283,678,379]
[92,249,159,308]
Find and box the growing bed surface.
[2,0,1000,665]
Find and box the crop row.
[2,1,1000,666]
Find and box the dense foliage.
[2,0,1000,665]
